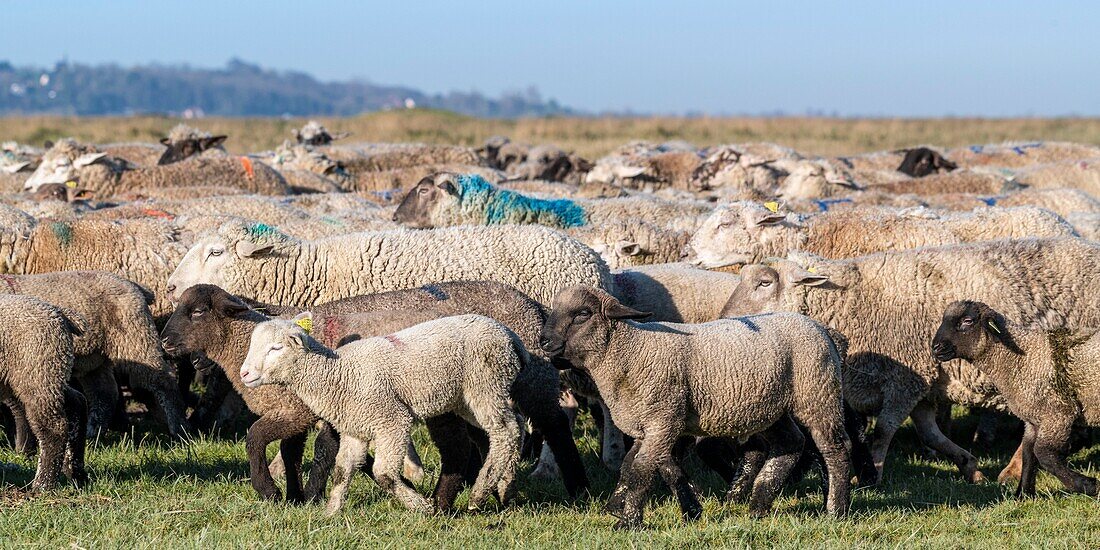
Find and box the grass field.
[3,111,1100,159]
[1,409,1098,548]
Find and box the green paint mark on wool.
[246,223,279,239]
[50,221,73,246]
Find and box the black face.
[931,300,1016,362]
[157,136,228,166]
[161,284,250,358]
[898,147,957,178]
[538,286,649,367]
[33,183,69,202]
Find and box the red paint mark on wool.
[321,316,343,348]
[0,275,18,292]
[239,156,255,179]
[384,334,405,349]
[141,208,175,219]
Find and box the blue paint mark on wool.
[456,174,587,228]
[813,198,853,212]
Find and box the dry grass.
[3,111,1100,159]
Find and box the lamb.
[23,139,291,197]
[720,237,1100,484]
[0,294,87,490]
[932,301,1100,497]
[238,280,589,498]
[0,272,188,439]
[240,315,524,515]
[539,286,850,528]
[946,141,1100,169]
[611,263,741,323]
[156,124,229,166]
[688,202,1077,269]
[392,173,711,231]
[166,220,613,307]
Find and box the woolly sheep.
[393,173,710,231]
[1066,212,1100,241]
[0,294,87,490]
[539,286,850,527]
[157,124,229,166]
[166,220,613,307]
[240,315,524,515]
[611,263,741,323]
[24,139,290,197]
[946,141,1100,169]
[932,301,1100,497]
[688,202,1076,269]
[721,237,1100,484]
[567,219,692,270]
[585,141,703,192]
[1005,158,1100,195]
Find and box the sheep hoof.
[967,470,986,484]
[612,518,642,531]
[998,465,1021,484]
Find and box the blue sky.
[2,1,1097,116]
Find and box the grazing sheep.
[0,294,87,490]
[932,301,1100,497]
[393,173,710,231]
[0,272,188,438]
[897,147,957,177]
[166,220,613,307]
[241,315,524,515]
[688,202,1076,269]
[157,124,229,166]
[539,286,850,528]
[947,141,1100,169]
[720,237,1100,483]
[611,263,740,323]
[24,139,290,197]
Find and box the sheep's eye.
[269,344,283,352]
[959,317,975,328]
[209,248,224,257]
[758,280,773,288]
[418,187,430,195]
[573,309,592,323]
[190,309,205,318]
[717,221,733,229]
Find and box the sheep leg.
[326,435,371,516]
[598,401,627,471]
[694,436,739,485]
[604,440,640,517]
[1016,422,1039,498]
[610,436,663,530]
[845,405,878,486]
[748,416,805,518]
[805,422,852,517]
[24,394,68,491]
[305,422,339,503]
[869,405,909,482]
[467,406,522,511]
[657,452,703,522]
[280,431,308,503]
[4,397,37,456]
[403,440,426,484]
[61,386,88,488]
[726,434,768,503]
[371,429,433,513]
[77,367,118,439]
[999,442,1026,483]
[1033,419,1098,496]
[518,389,589,498]
[910,400,983,483]
[425,413,473,512]
[245,415,299,501]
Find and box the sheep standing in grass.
[241,315,524,515]
[932,301,1100,497]
[0,294,87,490]
[539,286,850,528]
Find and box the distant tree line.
[0,59,574,118]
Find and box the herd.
[2,122,1100,529]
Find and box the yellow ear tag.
[764,201,779,213]
[65,180,78,188]
[295,317,313,334]
[987,320,1001,334]
[807,266,818,273]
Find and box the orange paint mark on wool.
[239,156,255,179]
[141,208,175,219]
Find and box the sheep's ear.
[43,140,54,149]
[612,165,646,179]
[202,136,228,150]
[216,294,251,318]
[236,241,274,258]
[287,331,307,349]
[977,304,1023,354]
[602,299,652,321]
[292,311,313,334]
[159,137,171,146]
[73,152,107,169]
[788,268,830,287]
[70,188,96,201]
[616,241,643,256]
[749,210,786,227]
[437,180,458,196]
[2,162,30,174]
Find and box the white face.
[240,322,292,388]
[167,236,233,301]
[689,207,752,268]
[23,155,77,190]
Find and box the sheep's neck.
[969,328,1040,391]
[585,323,660,405]
[280,351,349,428]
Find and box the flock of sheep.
[2,121,1100,529]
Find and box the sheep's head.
[581,220,686,269]
[719,258,842,318]
[932,301,1021,363]
[776,161,858,200]
[31,182,95,203]
[687,202,792,269]
[167,221,290,301]
[508,145,590,182]
[476,135,512,168]
[293,121,349,146]
[392,172,461,228]
[158,125,228,165]
[23,139,110,191]
[584,160,647,186]
[240,315,313,388]
[272,141,343,176]
[898,147,956,178]
[161,284,254,358]
[539,285,650,367]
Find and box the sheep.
[586,141,704,192]
[778,168,1015,201]
[114,185,249,201]
[156,124,229,166]
[166,220,613,307]
[921,188,1100,218]
[688,202,1076,269]
[392,173,711,231]
[931,301,1100,497]
[1005,158,1100,196]
[1066,212,1100,241]
[1,142,42,194]
[0,271,188,439]
[264,141,346,194]
[720,237,1100,484]
[237,280,590,499]
[23,139,291,197]
[240,315,524,515]
[97,143,165,167]
[475,136,521,170]
[611,263,741,323]
[337,142,482,174]
[897,147,957,177]
[334,163,504,197]
[0,294,87,490]
[496,178,628,200]
[947,141,1100,169]
[566,220,693,270]
[538,285,850,527]
[293,120,351,147]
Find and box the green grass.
[1,411,1099,549]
